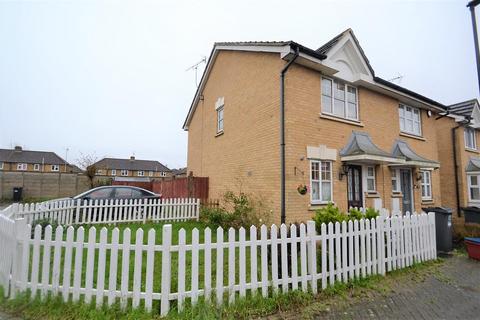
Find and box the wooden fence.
[151,177,209,200]
[0,211,436,316]
[3,198,200,226]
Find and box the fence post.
[160,224,172,316]
[142,198,148,224]
[196,198,200,221]
[306,220,317,294]
[75,199,81,225]
[11,218,26,298]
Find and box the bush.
[313,203,380,232]
[200,191,269,229]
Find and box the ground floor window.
[366,166,376,192]
[310,160,332,204]
[468,174,480,202]
[420,170,432,200]
[391,168,400,192]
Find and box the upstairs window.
[138,170,144,177]
[17,163,27,171]
[51,165,59,172]
[215,97,224,133]
[465,127,476,150]
[121,170,128,176]
[399,104,421,136]
[149,171,153,177]
[33,164,40,171]
[111,169,116,176]
[0,162,3,170]
[321,77,358,121]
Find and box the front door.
[347,165,363,209]
[400,169,413,214]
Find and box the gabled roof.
[0,148,67,165]
[466,157,480,172]
[94,158,171,172]
[391,140,439,168]
[183,29,449,130]
[448,99,479,118]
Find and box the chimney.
[130,155,135,161]
[14,146,22,152]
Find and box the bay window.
[321,77,358,121]
[310,160,332,204]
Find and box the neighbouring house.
[172,167,188,178]
[0,146,77,173]
[184,28,476,224]
[436,99,480,225]
[92,156,171,179]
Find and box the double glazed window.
[321,77,358,121]
[366,166,376,192]
[420,170,432,200]
[399,104,421,136]
[111,169,116,176]
[391,169,400,192]
[310,160,332,204]
[121,170,128,176]
[465,127,476,150]
[33,164,40,171]
[138,170,144,177]
[17,163,27,171]
[468,174,480,202]
[51,165,59,172]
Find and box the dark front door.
[400,169,413,214]
[347,165,363,209]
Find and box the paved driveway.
[314,254,480,320]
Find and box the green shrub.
[365,207,380,220]
[312,203,347,232]
[200,191,269,229]
[348,208,364,220]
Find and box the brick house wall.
[187,50,443,224]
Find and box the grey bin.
[422,207,453,253]
[462,206,480,224]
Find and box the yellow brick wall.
[187,51,444,224]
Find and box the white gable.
[470,103,480,127]
[322,33,373,83]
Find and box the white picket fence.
[0,210,436,316]
[1,198,200,226]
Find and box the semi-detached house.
[184,29,477,225]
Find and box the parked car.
[73,186,161,201]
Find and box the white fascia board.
[388,161,440,168]
[340,154,405,164]
[215,44,290,55]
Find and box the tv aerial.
[388,73,404,84]
[186,56,207,87]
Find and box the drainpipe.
[452,125,462,217]
[280,46,300,224]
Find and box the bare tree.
[76,153,98,188]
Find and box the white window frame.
[217,106,224,133]
[321,76,359,121]
[366,166,376,192]
[399,104,422,136]
[17,163,27,171]
[51,165,59,172]
[465,127,477,150]
[111,169,116,176]
[33,164,40,171]
[0,162,3,170]
[149,171,153,177]
[160,171,167,177]
[391,168,400,192]
[420,170,432,200]
[467,173,480,203]
[138,170,144,177]
[310,160,333,204]
[121,169,128,176]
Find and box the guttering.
[280,45,300,225]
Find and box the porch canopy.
[466,157,480,172]
[390,140,440,168]
[340,131,404,164]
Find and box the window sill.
[215,131,224,137]
[399,132,426,141]
[309,202,334,210]
[365,192,380,198]
[319,114,364,127]
[421,199,434,204]
[391,192,403,198]
[465,148,479,154]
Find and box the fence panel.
[0,211,437,316]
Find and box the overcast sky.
[0,0,478,169]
